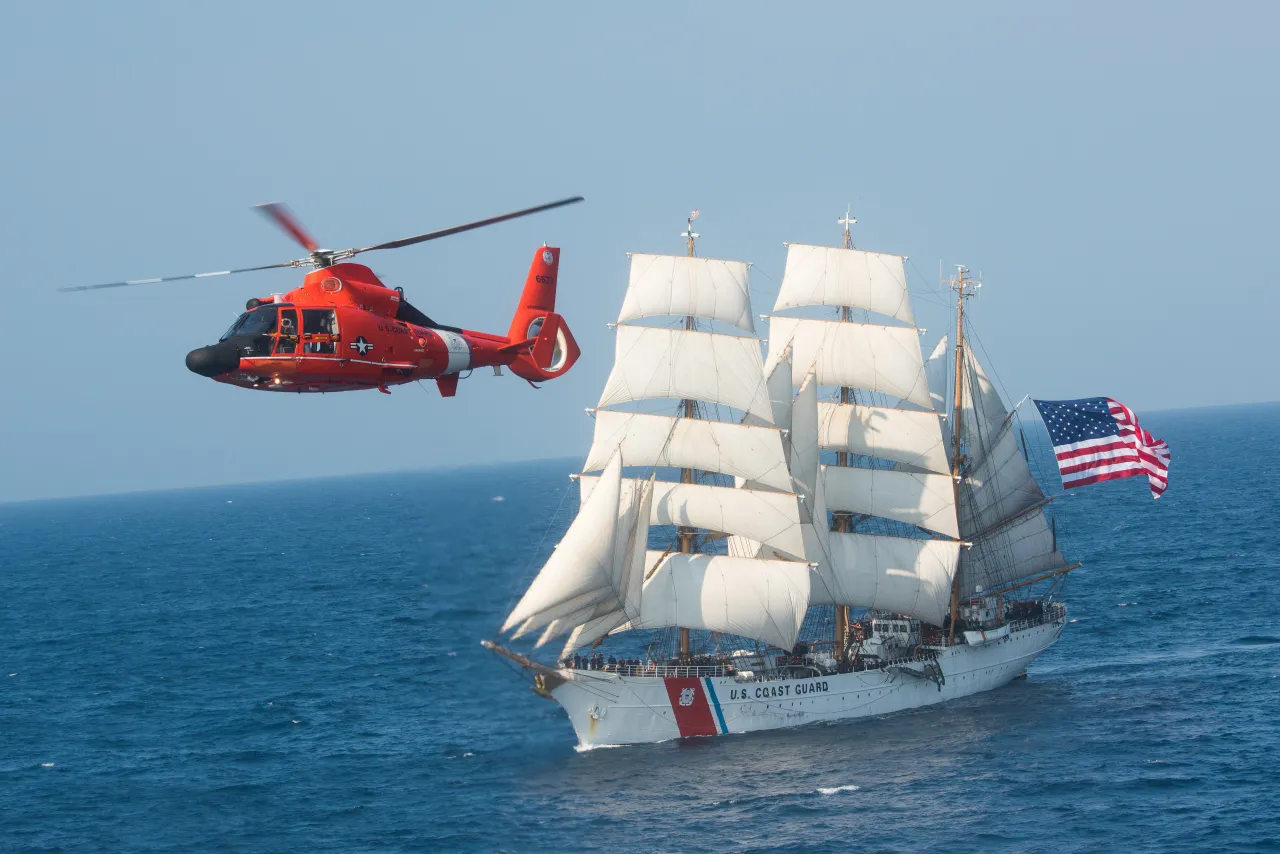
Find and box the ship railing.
[563,663,734,678]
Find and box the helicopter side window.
[276,309,299,355]
[303,309,338,355]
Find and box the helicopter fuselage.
[184,250,577,395]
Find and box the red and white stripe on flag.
[1054,399,1170,498]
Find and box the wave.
[816,785,861,795]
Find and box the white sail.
[631,552,812,651]
[502,452,626,633]
[618,254,755,333]
[765,317,933,409]
[925,335,948,414]
[821,464,959,540]
[578,476,806,560]
[543,476,655,649]
[773,244,914,325]
[582,410,793,492]
[817,402,951,475]
[789,372,820,509]
[961,423,1045,533]
[812,533,960,626]
[962,347,1009,447]
[598,326,774,423]
[744,344,794,435]
[962,508,1066,595]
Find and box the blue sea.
[4,403,1279,853]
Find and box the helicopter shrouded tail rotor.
[60,196,585,293]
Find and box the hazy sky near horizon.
[1,2,1275,502]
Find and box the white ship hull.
[551,615,1065,748]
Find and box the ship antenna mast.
[677,209,701,660]
[839,205,856,250]
[945,264,980,641]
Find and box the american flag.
[1032,397,1171,499]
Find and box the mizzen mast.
[945,264,979,641]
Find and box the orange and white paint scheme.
[186,247,579,395]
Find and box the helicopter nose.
[185,344,242,378]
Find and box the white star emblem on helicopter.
[350,336,374,355]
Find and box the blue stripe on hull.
[703,677,728,734]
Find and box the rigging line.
[493,471,574,636]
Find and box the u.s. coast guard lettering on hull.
[726,679,830,701]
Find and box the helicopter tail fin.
[506,246,579,381]
[507,246,560,341]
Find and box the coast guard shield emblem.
[663,677,718,738]
[542,249,554,265]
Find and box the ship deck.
[559,603,1066,681]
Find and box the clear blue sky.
[1,2,1274,502]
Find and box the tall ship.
[484,211,1074,747]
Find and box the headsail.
[502,452,650,636]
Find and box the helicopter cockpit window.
[220,313,250,341]
[220,307,280,357]
[239,307,279,337]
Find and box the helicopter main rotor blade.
[59,262,298,292]
[255,202,320,252]
[350,196,584,255]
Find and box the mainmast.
[945,264,979,641]
[677,209,700,660]
[832,206,857,667]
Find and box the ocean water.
[3,403,1279,853]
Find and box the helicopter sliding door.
[302,309,339,356]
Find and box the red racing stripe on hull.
[663,677,719,738]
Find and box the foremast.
[496,210,814,663]
[832,207,858,666]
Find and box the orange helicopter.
[61,197,583,395]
